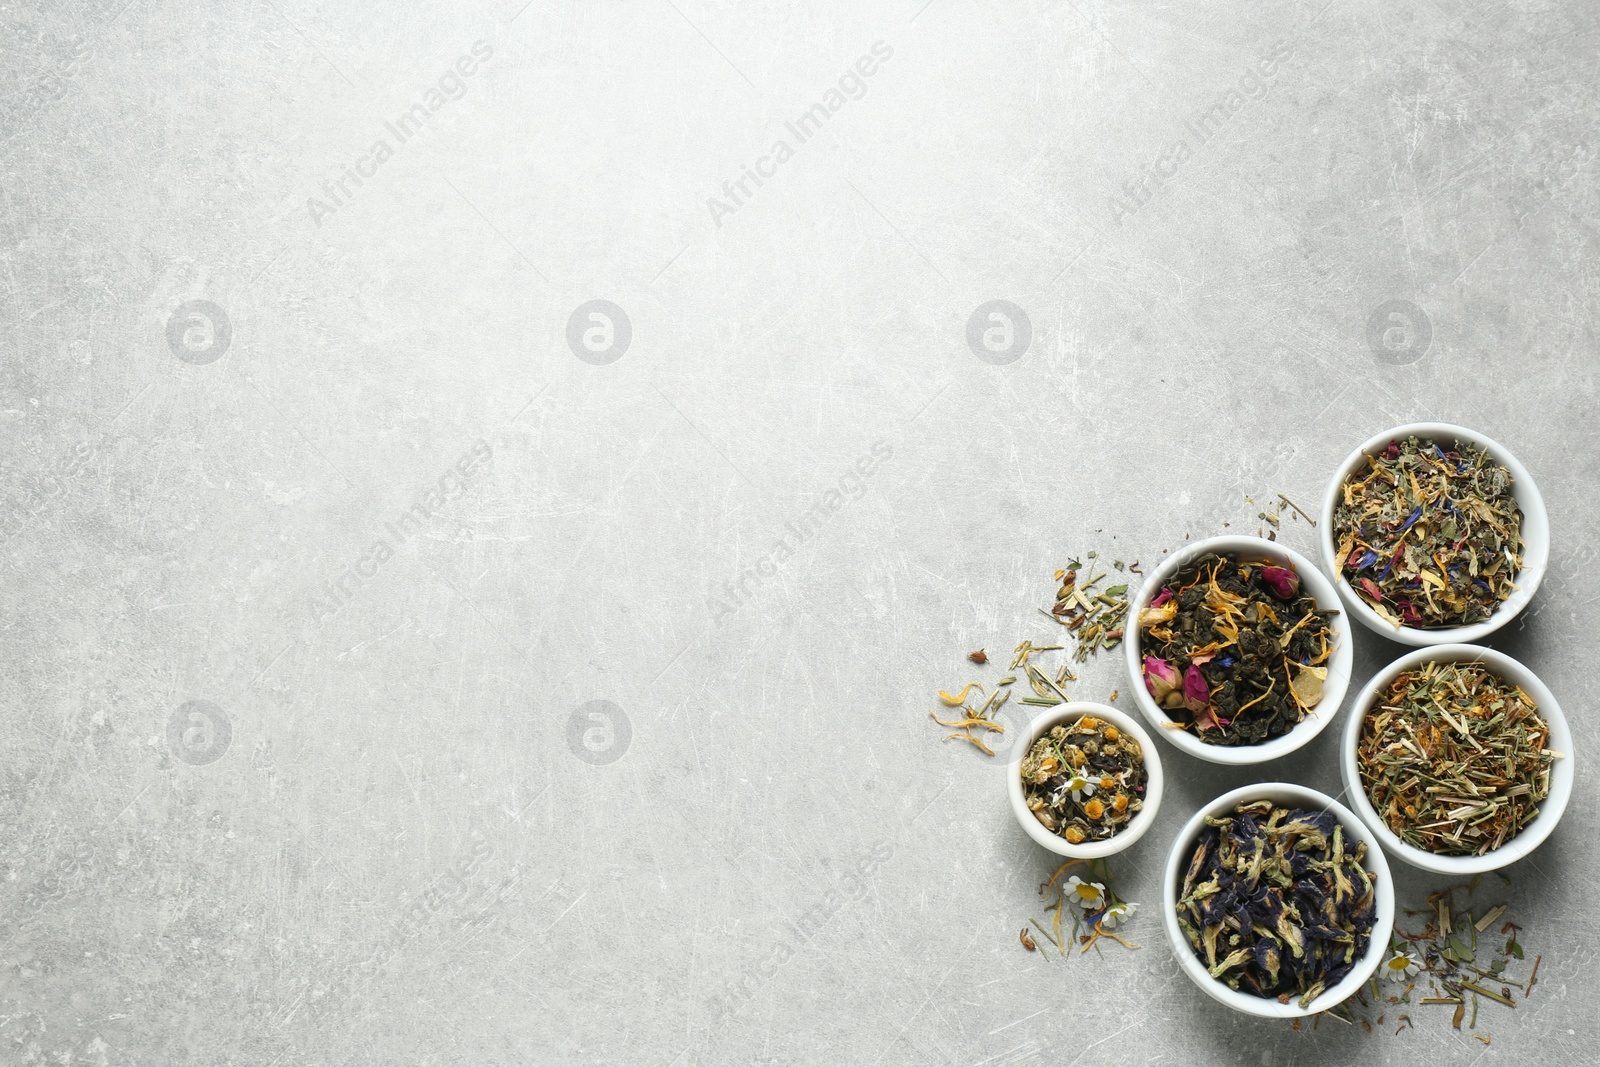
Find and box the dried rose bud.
[1143,656,1180,702]
[1260,566,1300,599]
[1182,665,1210,714]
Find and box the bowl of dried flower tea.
[1124,535,1352,765]
[1319,423,1549,646]
[1340,644,1574,875]
[1008,702,1164,859]
[1163,783,1394,1018]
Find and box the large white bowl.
[1007,703,1164,859]
[1123,536,1353,765]
[1319,423,1549,646]
[1162,782,1395,1019]
[1339,644,1574,875]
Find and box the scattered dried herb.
[1033,858,1140,957]
[968,649,988,664]
[1366,877,1540,1042]
[1175,800,1379,1009]
[1044,558,1130,661]
[1357,662,1560,856]
[930,682,1010,756]
[1020,717,1146,844]
[930,642,1067,756]
[1019,927,1036,951]
[1139,552,1336,745]
[1333,436,1524,629]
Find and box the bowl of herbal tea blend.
[1163,784,1394,1018]
[1320,423,1550,646]
[1341,645,1574,875]
[1008,703,1164,859]
[1124,536,1352,765]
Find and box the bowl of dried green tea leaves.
[1126,535,1352,765]
[1008,703,1164,859]
[1163,784,1394,1018]
[1321,423,1550,646]
[1341,644,1574,875]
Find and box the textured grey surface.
[2,1,1597,1064]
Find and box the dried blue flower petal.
[1173,801,1378,1004]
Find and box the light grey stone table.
[2,1,1595,1064]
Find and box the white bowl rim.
[1338,643,1575,874]
[1161,782,1396,1018]
[1318,422,1550,647]
[1122,534,1354,765]
[1006,702,1166,859]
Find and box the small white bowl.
[1162,782,1395,1018]
[1319,423,1550,647]
[1123,536,1353,765]
[1007,702,1165,859]
[1339,644,1574,875]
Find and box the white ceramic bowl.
[1339,644,1574,875]
[1007,702,1165,859]
[1162,782,1395,1019]
[1319,423,1549,646]
[1123,536,1353,765]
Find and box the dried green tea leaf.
[1137,552,1337,746]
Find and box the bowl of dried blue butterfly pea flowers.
[1162,783,1394,1018]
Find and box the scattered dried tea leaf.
[1045,559,1131,660]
